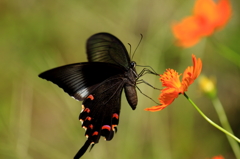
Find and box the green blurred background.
[1,0,240,159]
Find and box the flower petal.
[212,155,225,159]
[215,0,231,29]
[160,69,182,89]
[159,87,179,105]
[144,105,168,112]
[145,83,180,112]
[172,0,231,48]
[182,54,202,92]
[145,87,180,112]
[194,0,219,23]
[172,16,202,47]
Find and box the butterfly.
[39,32,156,158]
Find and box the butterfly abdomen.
[124,85,137,110]
[123,65,138,110]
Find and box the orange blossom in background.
[172,0,231,47]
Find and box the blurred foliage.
[0,0,240,159]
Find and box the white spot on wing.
[73,88,89,101]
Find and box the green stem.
[212,97,240,159]
[183,93,240,143]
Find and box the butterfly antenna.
[132,34,143,59]
[128,43,132,58]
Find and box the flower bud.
[199,75,217,99]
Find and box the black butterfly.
[39,33,156,158]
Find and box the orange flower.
[172,0,231,47]
[145,54,202,112]
[211,155,224,159]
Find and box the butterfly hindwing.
[87,33,131,69]
[74,75,125,158]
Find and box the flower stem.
[183,93,240,143]
[212,97,240,159]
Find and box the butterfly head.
[130,61,136,68]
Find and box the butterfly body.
[39,33,138,158]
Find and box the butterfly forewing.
[87,33,131,69]
[39,62,125,100]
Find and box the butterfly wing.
[38,32,137,159]
[38,62,125,101]
[86,33,131,69]
[74,75,125,159]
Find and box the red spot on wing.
[112,113,119,119]
[102,125,111,131]
[84,108,90,113]
[89,124,93,129]
[85,116,92,121]
[87,95,94,100]
[92,131,98,136]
